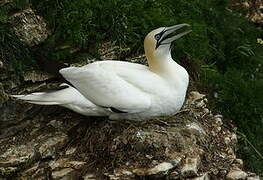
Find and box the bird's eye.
[154,34,161,40]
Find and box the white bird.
[12,24,191,120]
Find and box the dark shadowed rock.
[34,132,68,159]
[0,83,8,104]
[0,144,37,176]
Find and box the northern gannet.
[12,24,191,120]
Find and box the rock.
[214,117,223,126]
[9,8,50,46]
[49,159,86,179]
[0,83,9,104]
[0,167,18,176]
[35,133,68,159]
[107,169,135,180]
[195,100,206,108]
[233,159,243,169]
[202,108,210,115]
[247,175,260,180]
[184,122,206,136]
[47,120,64,129]
[19,162,47,179]
[226,169,247,180]
[0,144,36,167]
[187,91,206,105]
[52,168,75,179]
[224,137,231,145]
[181,156,200,177]
[0,144,37,175]
[248,1,263,25]
[147,162,174,175]
[49,158,86,170]
[227,148,236,159]
[65,147,77,155]
[231,0,263,25]
[133,162,174,176]
[83,173,97,180]
[132,129,171,152]
[23,70,55,83]
[230,133,238,144]
[19,159,86,179]
[215,126,221,132]
[170,156,183,167]
[0,60,3,68]
[191,173,210,180]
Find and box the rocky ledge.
[0,85,260,179]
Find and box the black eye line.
[155,29,166,40]
[155,28,168,49]
[154,31,164,41]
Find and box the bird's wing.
[98,61,170,94]
[59,61,169,113]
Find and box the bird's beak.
[159,24,191,46]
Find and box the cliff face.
[0,8,261,180]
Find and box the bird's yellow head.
[144,24,191,61]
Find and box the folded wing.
[60,61,158,113]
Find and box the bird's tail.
[11,84,78,105]
[11,83,108,117]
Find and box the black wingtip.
[101,106,128,113]
[109,107,128,113]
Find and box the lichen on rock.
[23,70,55,83]
[9,8,50,46]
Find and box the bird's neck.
[145,45,175,74]
[147,54,173,74]
[147,53,178,75]
[147,53,189,91]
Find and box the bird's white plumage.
[12,24,191,120]
[60,61,175,113]
[60,61,152,113]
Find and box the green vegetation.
[1,0,262,175]
[0,1,32,71]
